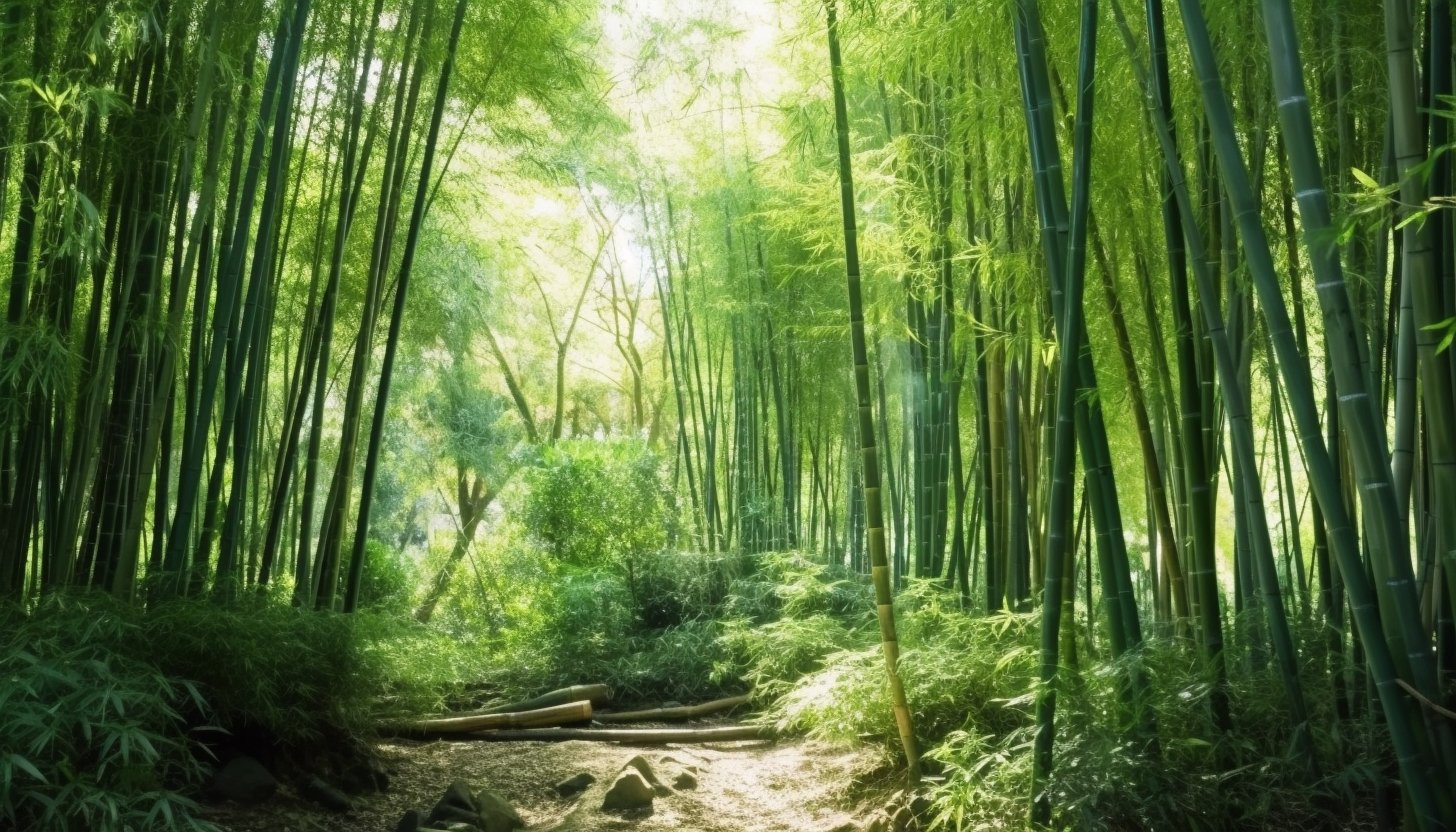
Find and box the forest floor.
[202,723,884,832]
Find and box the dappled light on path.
[207,735,875,832]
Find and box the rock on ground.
[554,772,595,798]
[671,770,697,790]
[395,808,422,832]
[621,755,673,797]
[424,780,524,832]
[601,770,656,811]
[301,777,354,812]
[210,756,278,804]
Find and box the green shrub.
[605,619,738,702]
[479,566,740,705]
[721,613,866,704]
[743,585,1386,832]
[627,549,734,629]
[0,591,493,832]
[0,598,216,832]
[343,539,416,616]
[520,440,673,569]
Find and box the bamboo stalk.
[1028,0,1096,823]
[825,0,920,784]
[594,696,750,724]
[457,725,770,744]
[398,700,593,734]
[477,684,613,716]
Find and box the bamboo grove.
[0,0,597,605]
[627,0,1456,826]
[6,0,1456,826]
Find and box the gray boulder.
[395,809,422,832]
[474,789,525,832]
[426,781,522,832]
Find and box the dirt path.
[203,732,881,832]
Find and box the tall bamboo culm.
[825,0,920,784]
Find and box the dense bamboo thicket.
[0,0,595,606]
[5,0,1456,828]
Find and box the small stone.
[891,805,914,832]
[302,777,354,812]
[861,811,891,832]
[441,780,477,812]
[430,780,508,830]
[473,789,524,832]
[658,754,701,773]
[395,809,422,832]
[444,824,484,832]
[555,772,596,798]
[345,756,390,793]
[601,770,655,811]
[821,822,859,832]
[427,804,482,829]
[622,754,671,796]
[671,770,697,790]
[210,756,278,804]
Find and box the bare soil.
[201,730,881,832]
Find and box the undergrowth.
[430,515,1384,832]
[0,591,491,832]
[728,570,1385,832]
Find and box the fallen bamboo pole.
[458,725,771,743]
[476,684,612,716]
[593,695,751,723]
[397,700,593,734]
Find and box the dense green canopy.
[3,0,1456,829]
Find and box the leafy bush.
[0,599,216,832]
[721,613,866,704]
[627,549,735,629]
[343,539,416,616]
[0,591,498,830]
[520,440,673,569]
[722,550,872,624]
[479,566,740,705]
[743,584,1386,832]
[605,619,737,702]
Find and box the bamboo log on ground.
[476,684,612,715]
[458,725,771,743]
[398,700,593,734]
[593,695,750,723]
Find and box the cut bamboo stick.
[476,684,612,716]
[458,725,771,743]
[593,695,750,723]
[399,700,593,734]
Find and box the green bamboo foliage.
[0,0,598,607]
[5,0,1456,822]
